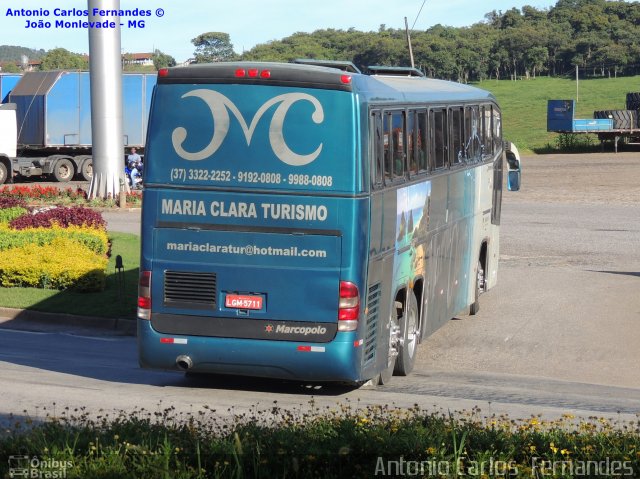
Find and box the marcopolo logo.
[274,324,327,336]
[172,90,325,166]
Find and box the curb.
[0,307,136,336]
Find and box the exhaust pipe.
[176,355,193,371]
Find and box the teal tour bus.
[137,61,521,385]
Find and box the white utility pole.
[87,0,128,200]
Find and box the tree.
[41,48,87,70]
[152,49,176,70]
[1,62,20,73]
[191,32,237,63]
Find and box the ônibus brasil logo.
[171,91,324,166]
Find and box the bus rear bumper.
[137,319,364,383]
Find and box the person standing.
[127,147,141,166]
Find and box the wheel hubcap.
[477,263,485,293]
[406,305,418,357]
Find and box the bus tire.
[53,158,74,182]
[470,260,484,315]
[393,292,419,376]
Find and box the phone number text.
[169,169,333,187]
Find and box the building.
[122,53,154,67]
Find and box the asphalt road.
[1,153,639,425]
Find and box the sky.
[2,0,561,63]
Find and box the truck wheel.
[53,158,74,182]
[593,110,635,129]
[0,162,7,185]
[626,92,640,111]
[80,158,93,181]
[393,292,419,376]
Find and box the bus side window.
[465,105,480,162]
[383,113,393,181]
[391,111,405,180]
[372,111,384,188]
[431,109,447,170]
[406,111,417,176]
[493,108,502,153]
[417,111,428,173]
[481,105,493,159]
[450,107,464,165]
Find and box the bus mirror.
[505,141,521,192]
[508,170,520,191]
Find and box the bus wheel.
[378,303,400,385]
[470,260,484,315]
[394,292,419,376]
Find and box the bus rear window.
[144,83,357,193]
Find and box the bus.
[137,61,521,385]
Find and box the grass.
[0,403,637,478]
[477,75,640,154]
[0,232,139,319]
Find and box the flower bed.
[0,184,142,206]
[0,203,109,292]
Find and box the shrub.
[0,196,28,209]
[0,207,28,224]
[9,206,106,230]
[126,190,143,205]
[0,224,109,255]
[0,237,107,291]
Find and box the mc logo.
[171,90,324,166]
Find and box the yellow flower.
[550,443,559,454]
[529,445,537,453]
[561,449,571,456]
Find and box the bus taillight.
[338,281,359,331]
[235,68,270,78]
[138,271,152,320]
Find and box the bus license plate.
[225,294,263,310]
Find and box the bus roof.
[158,61,497,105]
[354,75,497,105]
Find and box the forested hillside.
[3,0,640,82]
[0,45,45,62]
[240,0,640,81]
